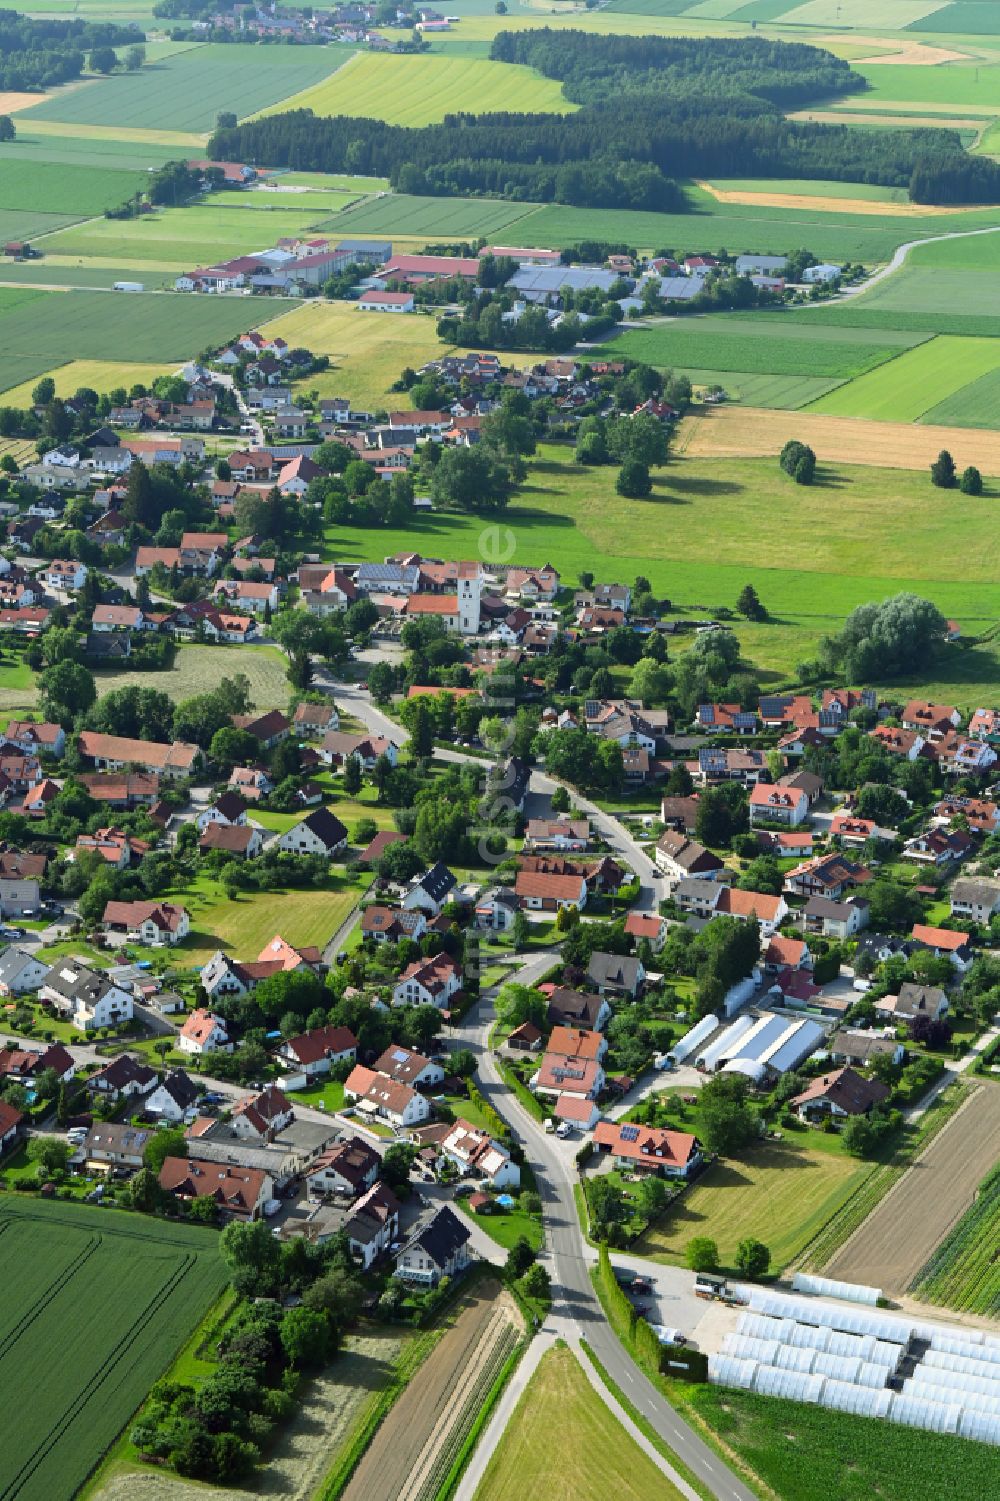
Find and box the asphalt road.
[456,981,757,1501]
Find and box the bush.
[615,458,651,498]
[685,1236,719,1272]
[930,448,957,488]
[779,438,815,485]
[960,464,983,496]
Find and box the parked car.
[650,1325,686,1345]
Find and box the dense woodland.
[211,32,1000,210]
[0,10,142,89]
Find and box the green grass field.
[912,1162,1000,1316]
[0,289,279,372]
[675,369,846,406]
[0,130,175,172]
[607,323,913,379]
[259,49,573,126]
[685,1385,1000,1501]
[919,365,1000,428]
[43,199,330,266]
[0,1198,228,1501]
[326,191,541,239]
[705,176,912,202]
[474,1344,686,1501]
[94,643,290,707]
[174,871,368,967]
[853,59,1000,113]
[0,158,147,218]
[809,334,1000,420]
[634,1140,868,1271]
[918,2,1000,32]
[30,43,350,131]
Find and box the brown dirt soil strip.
[342,1281,519,1501]
[676,404,1000,474]
[789,110,992,131]
[824,1081,1000,1294]
[851,40,968,66]
[0,92,48,113]
[695,180,997,217]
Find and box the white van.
[543,1118,555,1133]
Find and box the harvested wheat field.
[852,40,967,66]
[695,180,992,217]
[0,91,48,113]
[343,1281,522,1501]
[826,1081,1000,1294]
[677,404,1000,472]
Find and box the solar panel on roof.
[620,1125,640,1141]
[392,1049,409,1062]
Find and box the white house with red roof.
[178,1008,231,1056]
[392,954,462,1010]
[593,1120,702,1178]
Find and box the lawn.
[0,288,279,365]
[684,1385,1000,1501]
[43,198,331,266]
[0,653,41,712]
[0,359,169,407]
[457,1197,544,1252]
[30,43,351,131]
[173,871,369,967]
[0,1198,228,1501]
[94,642,291,708]
[261,300,464,411]
[473,1344,686,1501]
[285,1076,347,1113]
[809,335,1000,421]
[634,1139,869,1272]
[258,49,573,126]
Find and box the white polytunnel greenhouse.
[668,1013,718,1065]
[746,1289,914,1344]
[959,1410,1000,1445]
[753,1367,826,1404]
[696,1014,756,1071]
[707,1355,757,1389]
[820,1380,894,1420]
[906,1381,1000,1416]
[721,1335,782,1365]
[790,1272,881,1306]
[774,1346,818,1374]
[908,1369,1000,1400]
[888,1395,962,1435]
[923,1350,1000,1378]
[735,1313,784,1341]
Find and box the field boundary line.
[0,1231,101,1364]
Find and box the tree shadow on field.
[667,474,742,499]
[811,466,851,490]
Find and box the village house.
[343,1065,431,1129]
[87,1054,156,1104]
[178,1008,231,1055]
[360,905,428,944]
[102,899,190,946]
[749,781,809,828]
[344,1181,401,1269]
[276,806,348,858]
[394,1204,471,1285]
[876,982,949,1026]
[77,731,201,780]
[0,946,49,996]
[306,1136,381,1198]
[524,818,590,852]
[587,951,645,999]
[159,1158,272,1220]
[279,1024,358,1082]
[401,862,457,916]
[231,1085,295,1142]
[144,1069,201,1124]
[655,830,725,888]
[514,868,588,912]
[910,923,973,970]
[791,1067,890,1123]
[546,987,610,1032]
[39,961,133,1032]
[391,954,463,1010]
[593,1121,703,1178]
[82,1123,152,1172]
[951,877,1000,924]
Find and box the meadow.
[0,359,170,407]
[30,43,349,132]
[852,60,1000,112]
[474,1345,684,1501]
[94,642,291,706]
[809,334,1000,419]
[263,300,474,410]
[260,49,573,126]
[0,130,175,172]
[672,369,846,407]
[0,289,276,377]
[684,1386,1000,1501]
[0,1198,228,1501]
[634,1139,868,1272]
[43,199,334,266]
[174,870,368,967]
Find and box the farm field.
[606,322,920,379]
[0,132,175,172]
[674,369,846,406]
[260,49,573,125]
[0,159,148,218]
[634,1140,868,1272]
[0,263,179,291]
[852,59,1000,111]
[809,333,1000,419]
[825,1081,1000,1293]
[174,872,368,968]
[474,1344,684,1501]
[325,192,542,240]
[29,44,350,132]
[912,1162,1000,1316]
[0,1198,228,1501]
[0,359,169,407]
[919,364,1000,427]
[705,176,913,203]
[93,643,290,707]
[0,289,276,372]
[0,206,85,245]
[685,1385,1000,1501]
[343,1280,522,1501]
[43,200,332,266]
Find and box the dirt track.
[342,1281,520,1501]
[677,404,1000,473]
[825,1081,1000,1294]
